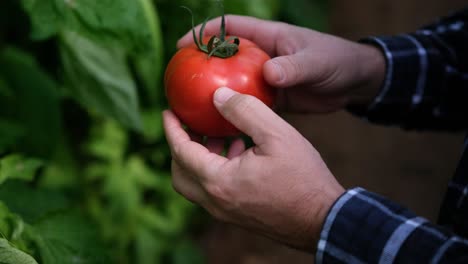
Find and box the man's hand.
[178,15,386,114]
[163,87,345,251]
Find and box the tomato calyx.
[182,6,240,59]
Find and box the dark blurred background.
[202,1,468,263]
[1,0,467,263]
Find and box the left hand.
[163,87,345,251]
[177,15,385,114]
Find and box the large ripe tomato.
[164,15,275,137]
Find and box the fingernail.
[270,60,285,83]
[214,87,236,105]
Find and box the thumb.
[213,87,291,146]
[264,51,316,88]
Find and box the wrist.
[348,43,386,106]
[310,181,345,253]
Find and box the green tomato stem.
[181,3,239,59]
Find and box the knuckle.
[205,182,227,201]
[204,180,235,209]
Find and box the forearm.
[316,188,468,263]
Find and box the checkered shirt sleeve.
[317,8,468,264]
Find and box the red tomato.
[164,36,275,137]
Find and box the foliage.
[0,0,328,263]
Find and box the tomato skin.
[164,37,275,137]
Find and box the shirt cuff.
[315,187,434,263]
[347,35,441,127]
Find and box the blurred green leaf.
[224,0,280,19]
[0,119,25,154]
[0,202,28,249]
[21,0,157,51]
[0,238,37,264]
[0,155,43,184]
[172,239,205,264]
[39,135,79,188]
[20,0,59,40]
[85,120,127,162]
[32,210,110,264]
[0,181,71,223]
[0,76,22,153]
[21,0,166,130]
[142,109,164,142]
[0,77,12,98]
[60,31,143,131]
[282,0,329,31]
[0,47,61,158]
[135,226,165,264]
[133,0,165,105]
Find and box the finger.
[213,88,293,152]
[227,138,246,159]
[177,15,287,56]
[171,160,208,204]
[205,138,226,155]
[263,51,319,88]
[163,110,227,181]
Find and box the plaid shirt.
[316,8,468,263]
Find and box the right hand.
[163,87,345,251]
[178,15,386,114]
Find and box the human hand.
[163,87,345,251]
[178,15,386,114]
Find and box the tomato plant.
[164,9,276,137]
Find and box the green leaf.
[171,239,205,264]
[0,202,25,245]
[39,135,79,189]
[32,211,110,264]
[20,0,61,40]
[0,155,43,184]
[0,202,38,257]
[135,226,165,264]
[21,0,166,130]
[0,77,12,98]
[224,0,281,19]
[0,76,24,153]
[141,109,164,142]
[0,47,61,158]
[0,119,24,154]
[282,0,329,31]
[133,0,165,105]
[0,181,70,223]
[60,31,143,131]
[21,0,156,51]
[85,120,127,163]
[0,238,37,264]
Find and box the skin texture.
[165,36,275,137]
[164,15,386,252]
